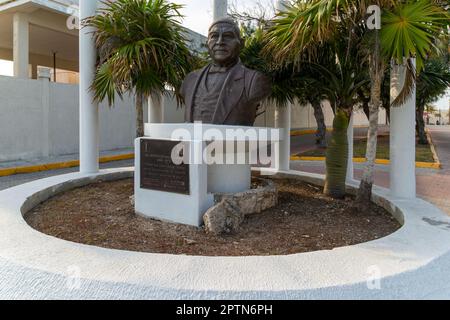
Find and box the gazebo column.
[213,0,228,21]
[346,111,354,182]
[13,12,29,79]
[274,0,291,172]
[79,0,100,174]
[390,59,416,199]
[275,104,292,172]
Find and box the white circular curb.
[1,168,450,299]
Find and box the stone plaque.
[140,139,190,195]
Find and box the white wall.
[0,76,45,161]
[255,100,387,129]
[0,75,144,162]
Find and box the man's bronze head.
[207,18,243,67]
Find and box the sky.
[175,0,273,36]
[0,0,448,110]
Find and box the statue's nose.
[216,34,224,44]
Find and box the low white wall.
[0,75,388,163]
[255,100,388,129]
[0,75,146,162]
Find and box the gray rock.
[204,178,278,235]
[203,199,244,235]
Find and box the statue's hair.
[208,18,242,40]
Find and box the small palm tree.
[416,57,450,144]
[265,7,369,198]
[85,0,195,138]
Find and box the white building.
[0,0,204,162]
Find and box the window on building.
[0,59,13,77]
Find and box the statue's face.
[208,23,242,66]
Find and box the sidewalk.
[0,148,133,169]
[415,126,450,215]
[0,148,134,191]
[292,125,450,215]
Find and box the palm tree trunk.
[362,101,370,121]
[416,102,428,145]
[311,101,327,148]
[356,30,384,209]
[356,87,381,207]
[135,93,144,138]
[324,110,349,199]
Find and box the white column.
[390,59,416,199]
[274,0,291,172]
[39,68,51,158]
[148,94,163,123]
[346,111,354,182]
[13,12,29,79]
[79,0,100,174]
[275,104,291,172]
[213,0,228,21]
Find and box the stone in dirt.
[203,199,244,235]
[204,179,278,235]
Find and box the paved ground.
[0,159,134,191]
[291,125,450,215]
[290,125,390,154]
[1,125,449,215]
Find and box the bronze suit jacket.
[180,62,272,126]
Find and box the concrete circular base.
[1,168,450,299]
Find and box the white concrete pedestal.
[135,138,213,227]
[135,123,280,226]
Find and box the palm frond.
[381,0,449,73]
[84,0,198,105]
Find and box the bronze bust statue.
[180,18,272,126]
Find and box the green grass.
[298,135,435,163]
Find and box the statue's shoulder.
[185,68,203,80]
[181,65,209,98]
[240,64,272,99]
[185,65,209,81]
[241,65,271,86]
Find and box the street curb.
[290,128,333,136]
[426,129,442,169]
[290,156,441,169]
[0,153,135,177]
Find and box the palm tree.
[265,4,369,198]
[416,57,450,144]
[296,68,329,148]
[265,0,449,204]
[85,0,195,138]
[358,0,449,206]
[311,41,369,198]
